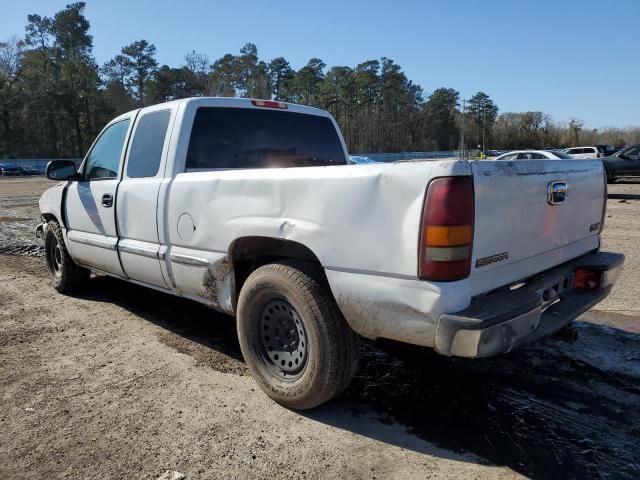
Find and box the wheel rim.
[47,236,62,278]
[258,297,308,380]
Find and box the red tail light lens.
[419,176,474,281]
[251,99,288,109]
[574,268,601,289]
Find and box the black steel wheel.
[46,233,64,279]
[259,297,308,380]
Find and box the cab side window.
[84,119,130,180]
[126,110,171,178]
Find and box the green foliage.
[0,3,481,158]
[268,57,294,101]
[292,58,325,105]
[465,91,499,148]
[120,39,158,105]
[1,3,109,158]
[50,2,92,59]
[424,88,459,150]
[3,3,637,160]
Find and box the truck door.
[116,106,174,288]
[64,115,134,276]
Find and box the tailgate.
[469,159,605,294]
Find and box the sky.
[1,0,639,128]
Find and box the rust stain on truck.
[202,256,235,315]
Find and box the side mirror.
[46,160,79,181]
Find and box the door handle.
[102,193,113,208]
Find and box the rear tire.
[44,221,90,294]
[237,260,360,410]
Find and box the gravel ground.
[1,176,639,479]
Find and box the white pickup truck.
[38,97,624,409]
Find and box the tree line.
[1,3,638,159]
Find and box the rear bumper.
[435,251,624,358]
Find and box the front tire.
[237,261,360,410]
[44,221,90,294]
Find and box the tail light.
[574,268,601,289]
[251,99,288,109]
[418,176,474,281]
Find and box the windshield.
[186,107,347,170]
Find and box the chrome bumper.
[435,251,624,358]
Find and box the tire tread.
[45,221,90,294]
[237,260,360,409]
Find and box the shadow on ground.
[76,274,640,479]
[74,275,247,375]
[608,193,640,200]
[610,179,640,184]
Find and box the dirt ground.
[1,176,639,479]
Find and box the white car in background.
[563,146,602,159]
[494,150,574,160]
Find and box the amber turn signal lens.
[425,225,473,247]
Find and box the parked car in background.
[483,149,503,157]
[602,144,640,183]
[564,146,602,159]
[607,146,626,156]
[0,164,22,176]
[594,145,625,157]
[494,150,574,160]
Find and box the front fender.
[39,182,67,227]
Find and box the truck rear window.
[185,107,347,170]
